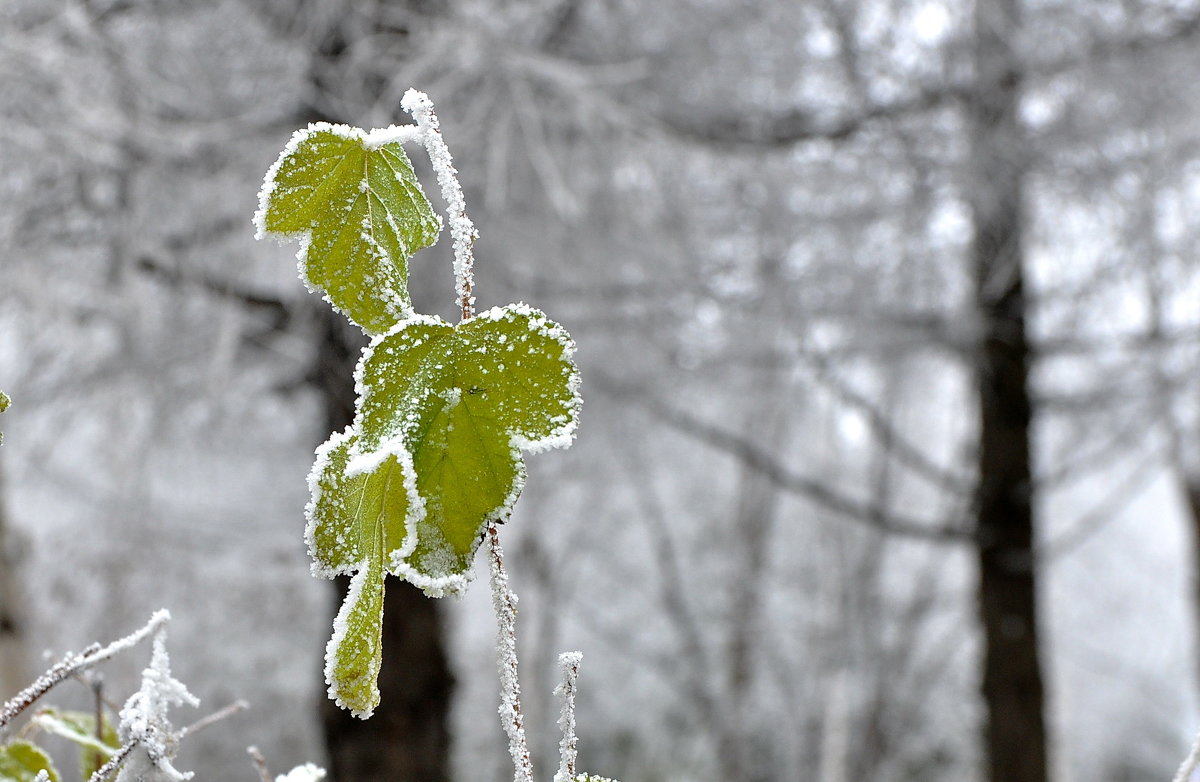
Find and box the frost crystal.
[115,630,199,782]
[275,764,327,782]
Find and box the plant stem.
[402,89,478,322]
[554,652,582,782]
[487,523,534,782]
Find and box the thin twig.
[554,652,582,782]
[178,699,248,740]
[1,610,170,731]
[247,745,274,782]
[402,89,478,322]
[87,739,137,782]
[487,523,535,782]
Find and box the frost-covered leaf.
[0,742,59,782]
[352,304,580,595]
[572,776,620,782]
[306,428,420,718]
[31,709,118,780]
[254,123,441,335]
[0,390,9,445]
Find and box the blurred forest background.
[3,1,1200,781]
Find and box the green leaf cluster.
[258,122,581,718]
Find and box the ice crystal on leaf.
[352,304,580,594]
[254,123,441,335]
[306,428,421,718]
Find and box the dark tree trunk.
[0,459,28,698]
[967,2,1048,782]
[313,308,454,782]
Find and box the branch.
[487,524,535,782]
[0,610,170,731]
[86,740,137,782]
[659,7,1200,148]
[402,89,478,321]
[591,375,971,543]
[553,652,582,782]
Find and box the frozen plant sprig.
[402,88,478,321]
[113,627,199,782]
[553,652,582,782]
[487,524,534,782]
[0,610,170,732]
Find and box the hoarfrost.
[115,629,199,782]
[275,764,327,782]
[553,652,583,782]
[402,89,478,318]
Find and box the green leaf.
[31,709,118,780]
[255,123,442,335]
[0,742,59,782]
[352,304,580,595]
[306,428,421,718]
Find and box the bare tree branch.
[591,373,972,543]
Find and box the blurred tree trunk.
[967,2,1047,781]
[312,308,454,782]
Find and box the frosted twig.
[87,739,137,782]
[487,523,534,782]
[402,89,478,322]
[247,745,273,782]
[178,699,248,739]
[0,610,170,731]
[1173,728,1200,782]
[553,652,583,782]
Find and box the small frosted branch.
[554,652,583,782]
[247,746,273,782]
[87,739,137,782]
[178,700,248,739]
[402,89,478,321]
[1173,728,1200,782]
[487,523,534,782]
[0,610,170,730]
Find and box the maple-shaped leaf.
[0,741,59,782]
[306,428,422,718]
[351,304,580,596]
[254,123,441,335]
